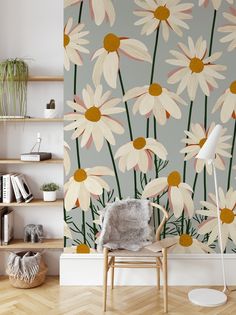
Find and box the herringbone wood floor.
[0,277,235,315]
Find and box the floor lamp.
[188,124,228,307]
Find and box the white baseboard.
[60,253,236,286]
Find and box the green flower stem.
[82,211,86,244]
[183,100,194,182]
[203,9,217,205]
[186,173,199,234]
[118,69,137,198]
[64,208,67,247]
[90,200,97,248]
[181,100,194,234]
[227,119,236,190]
[107,141,122,200]
[146,27,160,138]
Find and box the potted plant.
[40,183,59,202]
[44,99,57,118]
[0,58,28,117]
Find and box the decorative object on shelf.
[44,99,57,118]
[21,132,52,161]
[24,224,43,243]
[40,182,59,202]
[188,125,228,307]
[6,251,48,288]
[0,59,28,117]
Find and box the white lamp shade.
[196,124,222,162]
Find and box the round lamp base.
[188,288,227,307]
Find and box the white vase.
[43,191,57,202]
[44,109,57,119]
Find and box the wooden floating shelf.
[0,118,63,122]
[28,76,63,81]
[0,159,63,165]
[0,199,63,207]
[0,239,63,250]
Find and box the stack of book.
[0,173,33,204]
[0,207,14,245]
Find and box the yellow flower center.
[85,106,101,122]
[179,234,193,247]
[230,81,236,94]
[154,6,170,21]
[199,138,207,148]
[76,244,90,253]
[149,83,163,96]
[189,57,204,73]
[74,169,87,182]
[64,34,70,47]
[232,111,236,120]
[167,171,181,187]
[220,208,235,224]
[133,137,146,150]
[103,33,120,52]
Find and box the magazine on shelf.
[20,152,52,161]
[11,174,24,203]
[0,207,8,245]
[14,174,33,203]
[3,209,14,245]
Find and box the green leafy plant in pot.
[40,183,59,202]
[0,59,29,117]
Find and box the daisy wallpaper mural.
[64,0,236,254]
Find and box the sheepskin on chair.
[97,198,154,252]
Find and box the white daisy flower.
[123,83,187,125]
[115,137,167,173]
[64,141,71,176]
[65,166,114,211]
[92,33,151,88]
[64,85,125,151]
[180,122,231,174]
[168,234,214,253]
[218,8,236,52]
[199,0,234,10]
[64,0,116,27]
[64,17,89,71]
[142,171,194,218]
[134,0,193,41]
[166,36,226,101]
[197,187,236,250]
[212,80,236,123]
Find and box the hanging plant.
[0,58,28,117]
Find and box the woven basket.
[8,251,48,289]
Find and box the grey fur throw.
[97,199,154,252]
[6,251,41,283]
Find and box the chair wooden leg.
[111,257,115,289]
[156,258,160,290]
[103,248,109,312]
[162,248,168,313]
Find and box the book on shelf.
[11,174,24,203]
[20,152,52,161]
[0,207,8,245]
[0,173,34,204]
[14,174,34,203]
[2,209,14,245]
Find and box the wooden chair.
[103,202,169,313]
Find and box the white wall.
[0,0,64,275]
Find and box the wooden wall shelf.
[0,239,63,250]
[28,76,63,81]
[0,159,63,165]
[0,199,63,207]
[0,118,63,122]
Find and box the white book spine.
[3,211,14,244]
[11,175,23,203]
[14,175,33,203]
[2,175,14,203]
